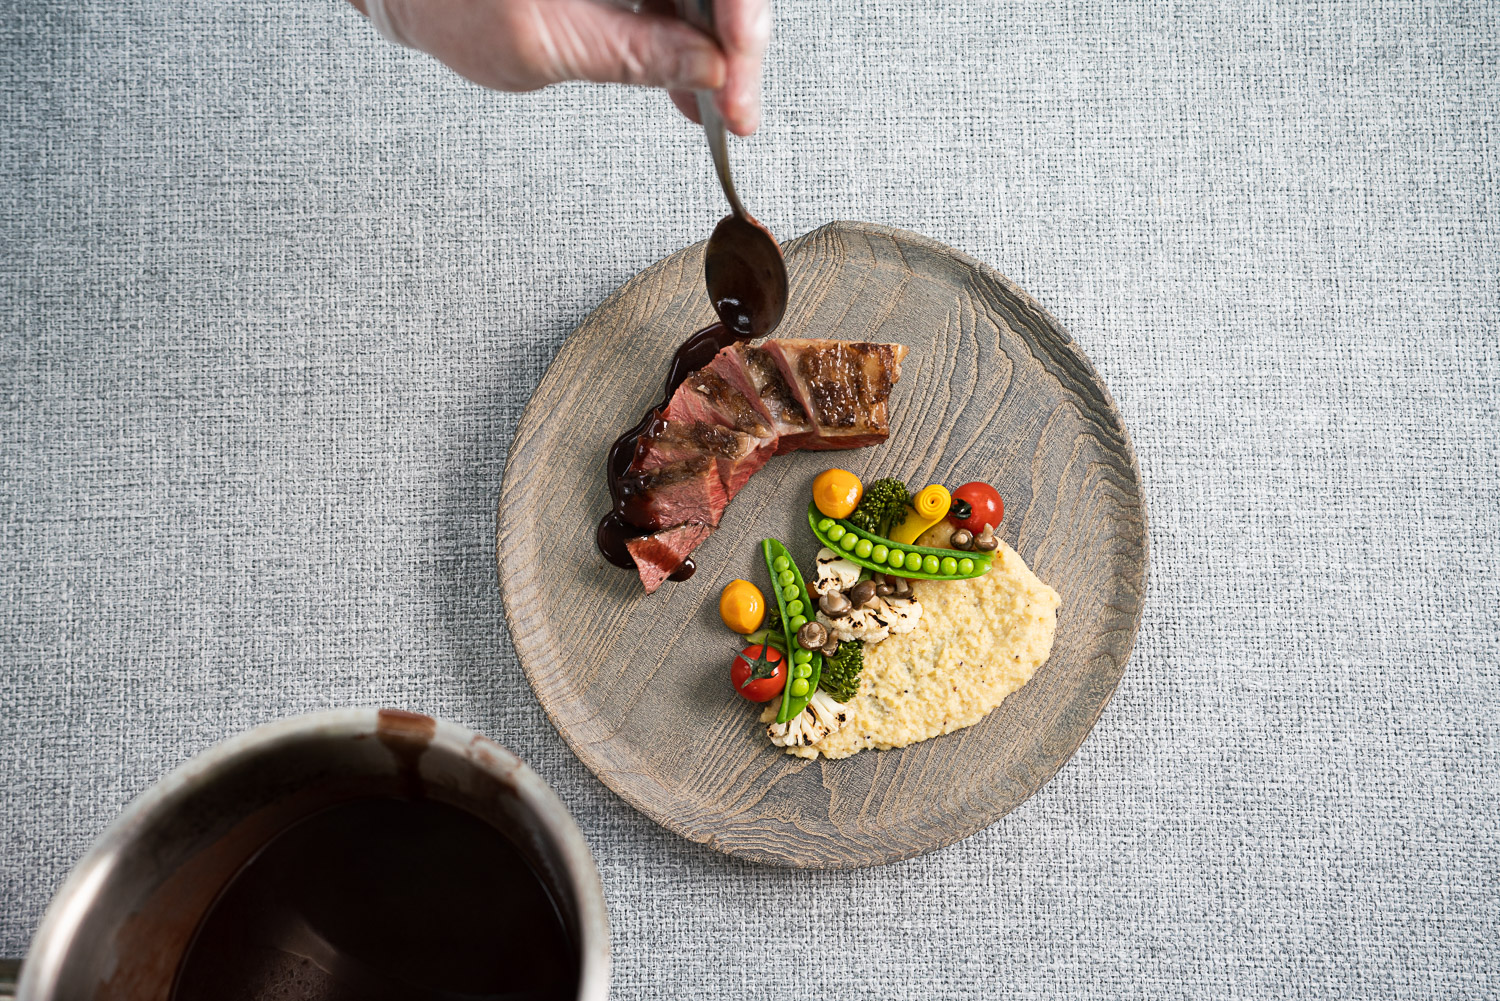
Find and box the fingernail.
[675,47,723,90]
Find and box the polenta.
[784,538,1059,760]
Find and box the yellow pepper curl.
[887,484,951,544]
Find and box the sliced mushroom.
[850,580,878,608]
[796,621,829,650]
[818,590,852,618]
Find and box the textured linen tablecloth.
[2,0,1496,996]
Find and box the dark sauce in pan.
[596,322,746,580]
[171,797,577,1001]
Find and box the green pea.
[793,648,812,664]
[839,533,857,551]
[940,556,958,575]
[789,678,810,697]
[922,555,940,574]
[959,557,975,575]
[815,519,834,533]
[788,614,807,632]
[794,663,812,679]
[871,544,889,563]
[777,569,795,587]
[855,539,873,558]
[786,599,804,616]
[827,524,846,542]
[781,584,799,602]
[773,555,790,572]
[888,549,906,569]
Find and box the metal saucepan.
[6,708,609,1001]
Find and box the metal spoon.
[674,0,789,339]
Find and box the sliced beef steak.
[716,344,818,453]
[663,366,773,441]
[632,417,773,500]
[762,338,908,449]
[614,336,908,593]
[625,523,715,594]
[617,453,727,531]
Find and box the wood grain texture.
[497,221,1148,868]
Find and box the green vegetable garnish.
[820,640,865,703]
[847,477,912,536]
[744,627,786,651]
[762,538,822,724]
[806,503,992,581]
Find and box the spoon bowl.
[705,213,788,338]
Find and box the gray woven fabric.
[2,0,1496,996]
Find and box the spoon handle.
[674,0,749,219]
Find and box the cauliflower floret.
[883,596,923,634]
[818,604,891,644]
[765,691,850,747]
[812,548,862,597]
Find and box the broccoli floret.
[846,478,911,536]
[819,640,864,703]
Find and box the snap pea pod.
[762,538,823,724]
[744,627,786,652]
[806,502,992,580]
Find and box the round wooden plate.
[498,221,1147,868]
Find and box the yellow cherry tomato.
[812,468,864,520]
[719,579,766,634]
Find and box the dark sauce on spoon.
[705,215,788,339]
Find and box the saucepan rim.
[18,707,610,1001]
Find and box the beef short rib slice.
[713,344,818,454]
[625,523,715,594]
[762,339,908,449]
[617,453,727,532]
[632,417,773,500]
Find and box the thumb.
[526,0,727,90]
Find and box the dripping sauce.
[596,322,750,580]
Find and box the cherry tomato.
[949,481,1003,534]
[812,468,863,520]
[731,644,786,702]
[719,579,765,634]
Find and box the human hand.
[352,0,769,135]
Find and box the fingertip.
[719,58,762,135]
[723,99,759,136]
[669,88,702,124]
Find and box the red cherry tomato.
[731,644,787,702]
[949,481,1003,534]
